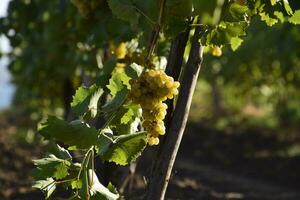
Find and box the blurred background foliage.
[0,0,299,136]
[192,17,300,130]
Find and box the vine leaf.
[120,105,139,124]
[39,117,100,149]
[96,58,117,87]
[107,72,130,96]
[282,0,293,15]
[89,170,120,200]
[193,0,217,24]
[259,12,278,26]
[101,65,141,119]
[77,164,120,200]
[71,85,104,118]
[33,178,56,199]
[32,154,71,180]
[229,3,250,21]
[230,37,243,51]
[102,132,147,166]
[101,88,128,115]
[48,144,72,160]
[54,162,70,179]
[107,182,119,195]
[109,104,141,135]
[96,131,114,155]
[71,180,82,189]
[289,10,300,25]
[125,63,143,79]
[205,21,248,47]
[166,0,193,19]
[108,0,140,26]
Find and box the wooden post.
[146,25,204,200]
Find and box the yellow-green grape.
[142,103,167,121]
[143,119,165,137]
[148,136,159,146]
[109,42,127,59]
[129,69,180,145]
[129,69,180,105]
[211,46,222,57]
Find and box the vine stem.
[146,25,204,200]
[145,0,167,64]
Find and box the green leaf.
[260,12,278,26]
[134,0,159,24]
[109,104,141,135]
[125,63,143,79]
[274,11,285,22]
[121,107,136,124]
[53,162,70,179]
[166,0,193,19]
[88,170,120,200]
[48,144,72,160]
[107,72,131,96]
[229,3,250,21]
[205,21,248,46]
[193,0,217,24]
[71,180,82,189]
[39,117,100,149]
[108,0,140,26]
[107,182,119,195]
[33,154,71,180]
[230,37,243,51]
[89,88,104,118]
[282,0,293,15]
[71,85,104,118]
[102,132,147,165]
[96,131,114,155]
[33,178,56,199]
[101,88,128,114]
[270,0,279,6]
[289,10,300,25]
[96,58,117,87]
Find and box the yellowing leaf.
[231,37,243,51]
[289,10,300,25]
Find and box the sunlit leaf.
[102,132,147,165]
[289,10,300,25]
[230,37,243,51]
[33,178,56,199]
[71,85,104,118]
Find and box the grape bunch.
[129,69,180,145]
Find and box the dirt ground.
[166,124,300,200]
[1,115,300,200]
